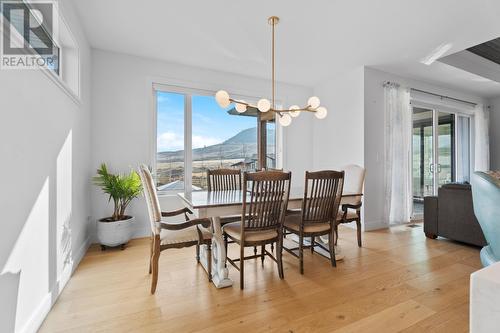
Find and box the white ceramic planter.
[97,216,134,249]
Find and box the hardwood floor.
[40,223,481,332]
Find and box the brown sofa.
[424,183,486,247]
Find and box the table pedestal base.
[199,217,233,289]
[199,243,232,288]
[198,220,343,288]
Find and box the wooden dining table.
[178,188,362,288]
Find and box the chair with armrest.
[139,164,213,294]
[283,170,344,274]
[223,170,291,289]
[335,164,366,247]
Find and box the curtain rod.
[410,88,477,107]
[382,81,478,107]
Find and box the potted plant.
[93,163,142,250]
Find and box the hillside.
[157,127,274,162]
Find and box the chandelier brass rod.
[272,15,276,110]
[228,98,316,113]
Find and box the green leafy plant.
[93,163,142,221]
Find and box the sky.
[157,91,257,152]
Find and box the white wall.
[0,1,92,332]
[489,96,500,170]
[309,67,364,231]
[364,67,488,230]
[91,49,313,238]
[312,67,365,170]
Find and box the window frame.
[410,100,473,219]
[152,83,282,195]
[1,0,81,103]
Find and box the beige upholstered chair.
[283,171,344,274]
[335,164,366,247]
[223,170,291,289]
[138,164,213,294]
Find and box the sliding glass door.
[411,107,470,217]
[436,111,455,188]
[412,108,434,207]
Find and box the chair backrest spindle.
[301,170,344,226]
[241,171,291,233]
[207,168,242,191]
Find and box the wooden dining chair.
[207,168,242,191]
[222,170,291,289]
[138,164,213,294]
[283,170,344,274]
[335,164,366,247]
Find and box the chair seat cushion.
[222,222,278,242]
[336,208,359,221]
[284,214,331,233]
[160,225,211,246]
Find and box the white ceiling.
[72,0,500,97]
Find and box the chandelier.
[215,16,327,127]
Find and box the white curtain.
[384,83,412,225]
[474,104,490,172]
[456,115,471,182]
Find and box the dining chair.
[207,168,245,249]
[223,170,291,289]
[207,168,242,191]
[335,164,366,247]
[138,164,213,294]
[283,170,344,274]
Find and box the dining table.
[178,188,362,288]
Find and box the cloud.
[157,132,222,151]
[157,132,183,151]
[192,135,222,148]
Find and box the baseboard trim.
[20,235,91,333]
[17,293,51,333]
[73,235,91,274]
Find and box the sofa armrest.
[424,196,438,239]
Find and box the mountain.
[157,127,274,162]
[223,127,257,145]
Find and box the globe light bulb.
[289,105,300,118]
[257,98,271,112]
[235,100,247,113]
[215,90,231,108]
[279,113,292,127]
[308,96,321,109]
[315,106,327,119]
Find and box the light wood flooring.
[40,223,481,332]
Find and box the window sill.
[41,66,81,106]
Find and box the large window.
[156,91,185,191]
[155,86,277,192]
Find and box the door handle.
[429,163,434,173]
[437,164,442,173]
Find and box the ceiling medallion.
[215,16,327,127]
